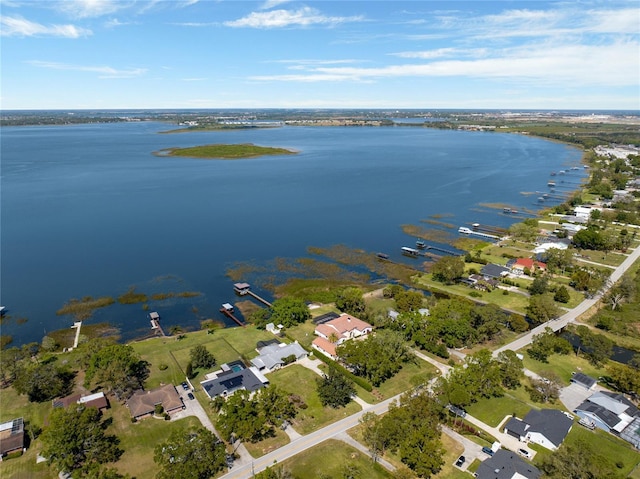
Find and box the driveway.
[171,387,254,468]
[559,383,593,412]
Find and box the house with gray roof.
[574,391,640,447]
[504,409,573,450]
[201,366,269,399]
[480,264,510,279]
[250,341,308,372]
[476,449,542,479]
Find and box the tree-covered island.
[153,143,297,160]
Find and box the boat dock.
[220,303,245,327]
[233,283,272,307]
[149,311,166,337]
[458,226,501,240]
[471,223,508,235]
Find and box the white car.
[518,448,532,459]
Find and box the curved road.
[494,244,640,356]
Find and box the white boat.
[458,227,472,234]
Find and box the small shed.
[571,372,597,390]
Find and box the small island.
[154,143,297,160]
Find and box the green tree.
[269,297,311,328]
[13,361,75,403]
[189,345,216,369]
[527,328,572,363]
[540,439,621,479]
[572,228,606,250]
[554,285,570,303]
[154,427,226,479]
[41,406,123,475]
[394,290,425,313]
[526,294,561,325]
[335,287,366,316]
[85,343,149,400]
[496,350,524,390]
[431,256,464,284]
[316,366,356,408]
[606,362,640,396]
[529,275,549,295]
[508,222,538,242]
[527,371,562,403]
[507,314,529,333]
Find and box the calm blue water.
[1,122,584,345]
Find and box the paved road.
[494,244,640,357]
[219,394,401,479]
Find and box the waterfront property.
[250,341,308,372]
[126,384,183,420]
[312,313,373,359]
[201,363,269,399]
[0,417,25,460]
[507,258,547,275]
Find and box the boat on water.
[376,252,389,260]
[401,247,420,257]
[416,240,426,249]
[0,306,5,315]
[548,181,556,187]
[458,227,472,234]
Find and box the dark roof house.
[480,264,510,279]
[504,410,573,451]
[52,391,109,411]
[476,449,542,479]
[201,366,269,399]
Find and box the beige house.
[126,384,183,420]
[312,313,373,359]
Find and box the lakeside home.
[312,313,373,359]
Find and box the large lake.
[1,122,584,345]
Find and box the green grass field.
[156,143,297,159]
[271,439,393,479]
[267,365,362,435]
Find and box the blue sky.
[1,0,639,110]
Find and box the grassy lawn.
[267,365,362,435]
[0,447,53,479]
[552,423,640,477]
[132,326,276,388]
[414,274,529,313]
[464,382,560,427]
[106,401,203,479]
[575,250,626,267]
[520,351,608,385]
[273,439,392,479]
[243,429,289,458]
[284,321,318,349]
[433,432,468,479]
[0,387,51,430]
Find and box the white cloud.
[57,0,128,19]
[224,7,364,28]
[250,41,639,87]
[261,0,292,10]
[0,15,92,37]
[26,60,146,78]
[390,48,457,59]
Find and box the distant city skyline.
[1,0,639,110]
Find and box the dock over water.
[220,303,245,327]
[233,282,272,307]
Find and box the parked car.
[518,448,532,459]
[447,404,467,418]
[455,456,465,467]
[187,392,195,400]
[481,446,494,456]
[181,382,189,390]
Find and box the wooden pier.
[220,304,245,327]
[233,283,272,307]
[149,311,166,337]
[471,223,508,235]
